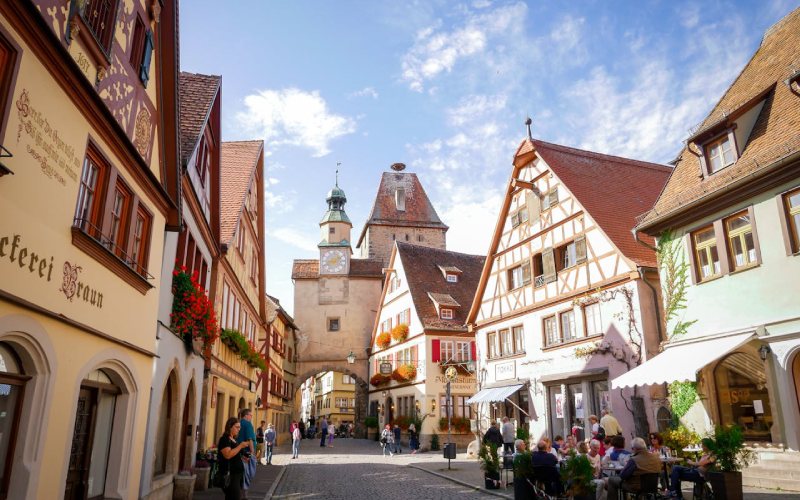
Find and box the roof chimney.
[525,117,533,140]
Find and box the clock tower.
[319,179,352,275]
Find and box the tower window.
[329,227,335,234]
[396,188,406,211]
[405,234,409,241]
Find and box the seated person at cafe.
[543,436,559,459]
[668,438,715,499]
[586,440,602,471]
[605,437,661,499]
[532,440,561,495]
[648,432,670,455]
[577,441,589,455]
[606,435,631,462]
[512,438,526,459]
[558,434,578,457]
[553,435,564,453]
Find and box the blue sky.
[180,0,798,314]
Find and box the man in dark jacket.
[607,437,661,498]
[482,421,504,448]
[531,440,560,495]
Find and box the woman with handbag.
[217,417,249,500]
[380,424,394,457]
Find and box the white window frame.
[440,308,454,320]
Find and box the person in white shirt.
[500,417,515,455]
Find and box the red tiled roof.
[179,72,220,167]
[398,243,485,331]
[220,141,263,245]
[356,172,448,248]
[291,258,384,280]
[428,293,461,307]
[638,7,800,230]
[529,139,672,268]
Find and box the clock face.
[321,249,347,274]
[445,366,458,382]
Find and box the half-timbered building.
[467,136,670,442]
[368,242,484,448]
[201,140,268,449]
[265,294,298,443]
[0,1,180,498]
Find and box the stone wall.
[362,225,446,266]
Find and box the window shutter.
[575,236,587,263]
[470,341,476,361]
[542,247,556,282]
[527,192,541,222]
[140,29,153,87]
[432,339,441,362]
[411,345,418,365]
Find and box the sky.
[180,0,799,315]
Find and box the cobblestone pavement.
[267,438,796,500]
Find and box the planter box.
[194,467,210,491]
[173,474,196,500]
[709,471,743,500]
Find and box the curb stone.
[264,464,287,500]
[406,464,513,499]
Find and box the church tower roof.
[320,180,352,225]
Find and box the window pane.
[788,191,800,209]
[745,232,755,263]
[710,246,720,274]
[561,311,575,341]
[513,326,524,353]
[694,227,715,245]
[500,329,512,355]
[727,214,750,232]
[545,318,558,345]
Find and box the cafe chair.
[622,473,660,499]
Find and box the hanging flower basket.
[170,267,219,354]
[220,328,266,370]
[376,332,391,349]
[392,364,416,382]
[391,323,409,342]
[370,373,391,386]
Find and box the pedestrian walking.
[393,424,402,453]
[320,417,328,447]
[217,417,249,500]
[348,422,354,438]
[255,421,265,464]
[298,420,306,440]
[483,421,503,448]
[238,408,257,498]
[409,423,419,454]
[291,421,301,459]
[264,423,276,465]
[380,424,395,457]
[501,416,515,455]
[327,424,335,447]
[600,408,623,436]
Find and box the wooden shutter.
[431,339,441,362]
[542,247,556,283]
[140,30,153,86]
[411,345,418,365]
[575,236,587,263]
[470,341,476,361]
[527,192,541,222]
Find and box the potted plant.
[193,460,211,491]
[706,425,756,500]
[478,442,501,489]
[513,450,535,499]
[560,452,595,500]
[430,432,440,451]
[365,416,379,440]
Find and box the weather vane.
[525,116,533,140]
[336,161,341,186]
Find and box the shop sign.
[0,232,105,309]
[380,362,392,375]
[495,361,515,381]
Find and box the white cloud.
[679,5,700,29]
[439,186,504,257]
[349,87,379,99]
[446,94,507,126]
[269,227,318,253]
[236,88,356,158]
[400,2,527,91]
[549,15,588,65]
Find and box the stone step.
[742,474,800,492]
[743,466,800,480]
[755,451,800,463]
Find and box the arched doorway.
[179,379,197,470]
[0,342,28,498]
[793,351,800,417]
[153,371,177,476]
[714,351,772,442]
[384,396,394,426]
[292,368,368,438]
[65,369,122,499]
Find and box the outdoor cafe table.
[683,446,703,461]
[601,462,624,477]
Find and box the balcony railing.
[72,218,153,280]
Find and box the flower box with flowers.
[370,373,391,386]
[376,332,391,349]
[220,328,266,370]
[391,323,409,342]
[391,364,417,382]
[439,416,471,433]
[170,267,219,354]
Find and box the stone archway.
[293,363,369,438]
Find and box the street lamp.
[347,351,356,364]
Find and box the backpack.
[596,425,606,440]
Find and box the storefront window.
[548,386,566,437]
[714,352,772,442]
[591,381,609,416]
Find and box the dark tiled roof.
[398,243,485,331]
[290,258,384,279]
[220,141,263,245]
[528,139,671,268]
[438,265,462,274]
[356,172,448,248]
[178,72,220,167]
[428,293,461,307]
[638,7,800,229]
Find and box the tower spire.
[525,116,533,140]
[336,161,341,187]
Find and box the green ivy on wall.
[656,231,697,338]
[668,381,698,418]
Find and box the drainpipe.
[632,231,665,345]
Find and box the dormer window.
[440,308,453,319]
[395,188,406,211]
[446,274,458,283]
[706,134,736,174]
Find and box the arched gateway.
[291,180,383,438]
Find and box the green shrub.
[663,425,701,458]
[560,452,596,496]
[479,442,500,476]
[668,381,698,418]
[708,425,756,472]
[430,432,440,451]
[516,426,530,442]
[364,416,378,429]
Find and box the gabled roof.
[267,294,298,330]
[290,258,384,280]
[220,140,263,245]
[397,243,484,332]
[637,7,800,231]
[178,72,220,168]
[356,172,448,248]
[530,139,672,268]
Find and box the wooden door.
[65,388,96,500]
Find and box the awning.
[467,383,524,404]
[611,332,754,389]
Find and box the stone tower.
[355,164,448,266]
